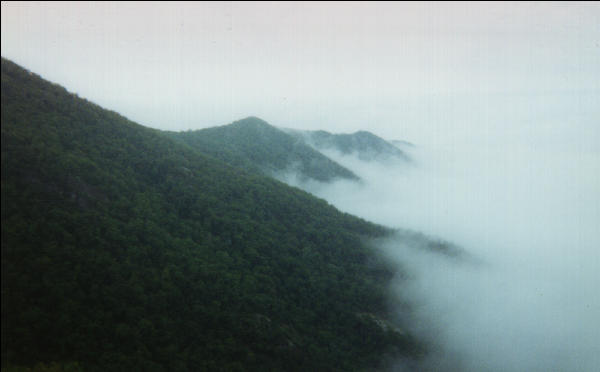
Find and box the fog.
[2,2,599,369]
[282,141,600,371]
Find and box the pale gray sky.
[2,1,599,146]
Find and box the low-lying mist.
[279,141,600,371]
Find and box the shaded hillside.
[168,118,360,183]
[291,129,411,163]
[1,58,422,371]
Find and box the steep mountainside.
[1,58,422,371]
[290,129,411,163]
[168,118,360,183]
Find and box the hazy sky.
[2,1,599,145]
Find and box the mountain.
[1,58,423,371]
[168,118,360,183]
[390,139,415,151]
[288,129,411,163]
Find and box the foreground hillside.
[1,58,422,371]
[168,118,360,183]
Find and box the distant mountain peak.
[169,118,361,183]
[289,128,411,163]
[232,116,270,126]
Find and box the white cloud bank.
[287,142,600,371]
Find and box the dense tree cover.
[167,118,360,183]
[1,58,423,371]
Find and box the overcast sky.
[2,1,599,146]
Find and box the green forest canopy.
[1,58,424,371]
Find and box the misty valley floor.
[291,143,600,372]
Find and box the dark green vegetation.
[1,58,423,371]
[294,129,411,163]
[168,118,360,183]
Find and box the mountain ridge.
[167,117,361,183]
[285,128,411,163]
[1,57,423,371]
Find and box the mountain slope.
[1,58,422,371]
[168,118,360,183]
[390,139,415,150]
[291,129,411,163]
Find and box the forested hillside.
[1,58,422,371]
[168,118,360,183]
